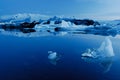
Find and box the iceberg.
[82,37,114,58]
[60,20,71,28]
[48,51,60,65]
[0,13,120,37]
[81,49,98,58]
[98,37,115,57]
[81,37,115,72]
[48,51,57,60]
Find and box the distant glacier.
[0,13,120,37]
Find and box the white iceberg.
[81,49,98,58]
[98,37,114,57]
[82,37,114,58]
[60,20,71,28]
[48,51,57,60]
[81,37,115,73]
[48,51,60,65]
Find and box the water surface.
[0,34,120,80]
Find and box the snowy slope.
[0,13,50,23]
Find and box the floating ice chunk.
[82,37,114,58]
[81,37,115,73]
[81,49,98,58]
[48,51,57,60]
[48,51,60,65]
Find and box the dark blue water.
[0,34,120,80]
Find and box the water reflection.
[100,57,113,73]
[81,37,115,73]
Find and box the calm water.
[0,34,120,80]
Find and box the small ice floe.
[48,51,60,65]
[81,37,115,73]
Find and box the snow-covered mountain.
[0,13,50,23]
[0,13,120,37]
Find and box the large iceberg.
[98,37,114,57]
[81,37,115,73]
[82,37,114,58]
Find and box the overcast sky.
[0,0,120,20]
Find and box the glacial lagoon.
[0,33,120,80]
[0,14,120,80]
